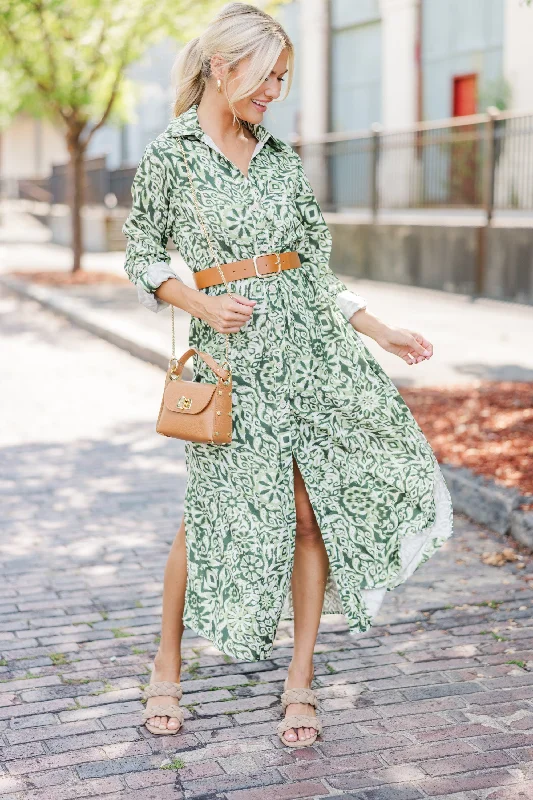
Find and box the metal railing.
[15,108,533,219]
[293,108,533,217]
[109,166,137,207]
[16,159,136,208]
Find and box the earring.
[216,79,221,93]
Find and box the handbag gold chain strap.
[175,135,234,369]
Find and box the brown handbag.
[156,135,235,445]
[156,347,232,444]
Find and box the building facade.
[1,0,532,183]
[269,0,533,144]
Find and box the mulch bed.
[399,381,533,510]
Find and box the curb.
[0,273,193,380]
[440,464,533,548]
[3,272,532,548]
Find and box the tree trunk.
[66,130,86,273]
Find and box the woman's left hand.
[374,325,433,365]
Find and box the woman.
[123,2,453,748]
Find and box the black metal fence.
[15,156,135,207]
[294,109,533,216]
[12,108,533,217]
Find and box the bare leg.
[282,455,329,743]
[145,516,187,731]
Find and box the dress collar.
[164,102,278,149]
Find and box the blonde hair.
[171,2,294,121]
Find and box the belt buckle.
[253,252,282,278]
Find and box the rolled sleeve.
[136,261,183,313]
[336,290,368,321]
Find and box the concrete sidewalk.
[1,208,533,389]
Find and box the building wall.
[5,0,533,192]
[89,38,177,169]
[330,0,382,131]
[503,0,533,111]
[380,0,419,130]
[1,115,67,181]
[264,0,301,141]
[421,0,505,120]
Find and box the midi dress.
[122,103,454,663]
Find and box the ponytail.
[171,37,207,118]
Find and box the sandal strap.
[141,681,183,701]
[281,687,318,708]
[277,714,322,735]
[142,704,184,723]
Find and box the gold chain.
[175,136,234,367]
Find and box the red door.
[453,74,477,117]
[451,74,478,204]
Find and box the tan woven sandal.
[276,681,322,748]
[141,681,184,736]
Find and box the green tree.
[0,0,227,271]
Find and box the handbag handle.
[172,135,234,370]
[170,347,231,383]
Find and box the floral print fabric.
[123,104,454,662]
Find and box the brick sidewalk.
[1,286,533,800]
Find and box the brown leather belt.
[193,251,301,290]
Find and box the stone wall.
[328,219,533,303]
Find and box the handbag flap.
[163,379,217,415]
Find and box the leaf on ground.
[481,548,521,566]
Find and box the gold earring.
[216,79,221,93]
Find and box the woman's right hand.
[200,293,257,334]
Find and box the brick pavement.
[2,286,533,800]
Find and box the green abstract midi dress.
[123,103,454,662]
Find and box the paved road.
[2,287,533,800]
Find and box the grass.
[49,653,70,666]
[61,676,92,685]
[187,661,201,678]
[160,757,186,771]
[131,647,146,655]
[507,659,527,669]
[111,628,132,639]
[92,681,116,695]
[325,663,336,674]
[491,632,508,642]
[0,658,7,667]
[480,631,509,641]
[135,600,143,608]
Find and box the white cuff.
[136,261,183,313]
[336,289,368,321]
